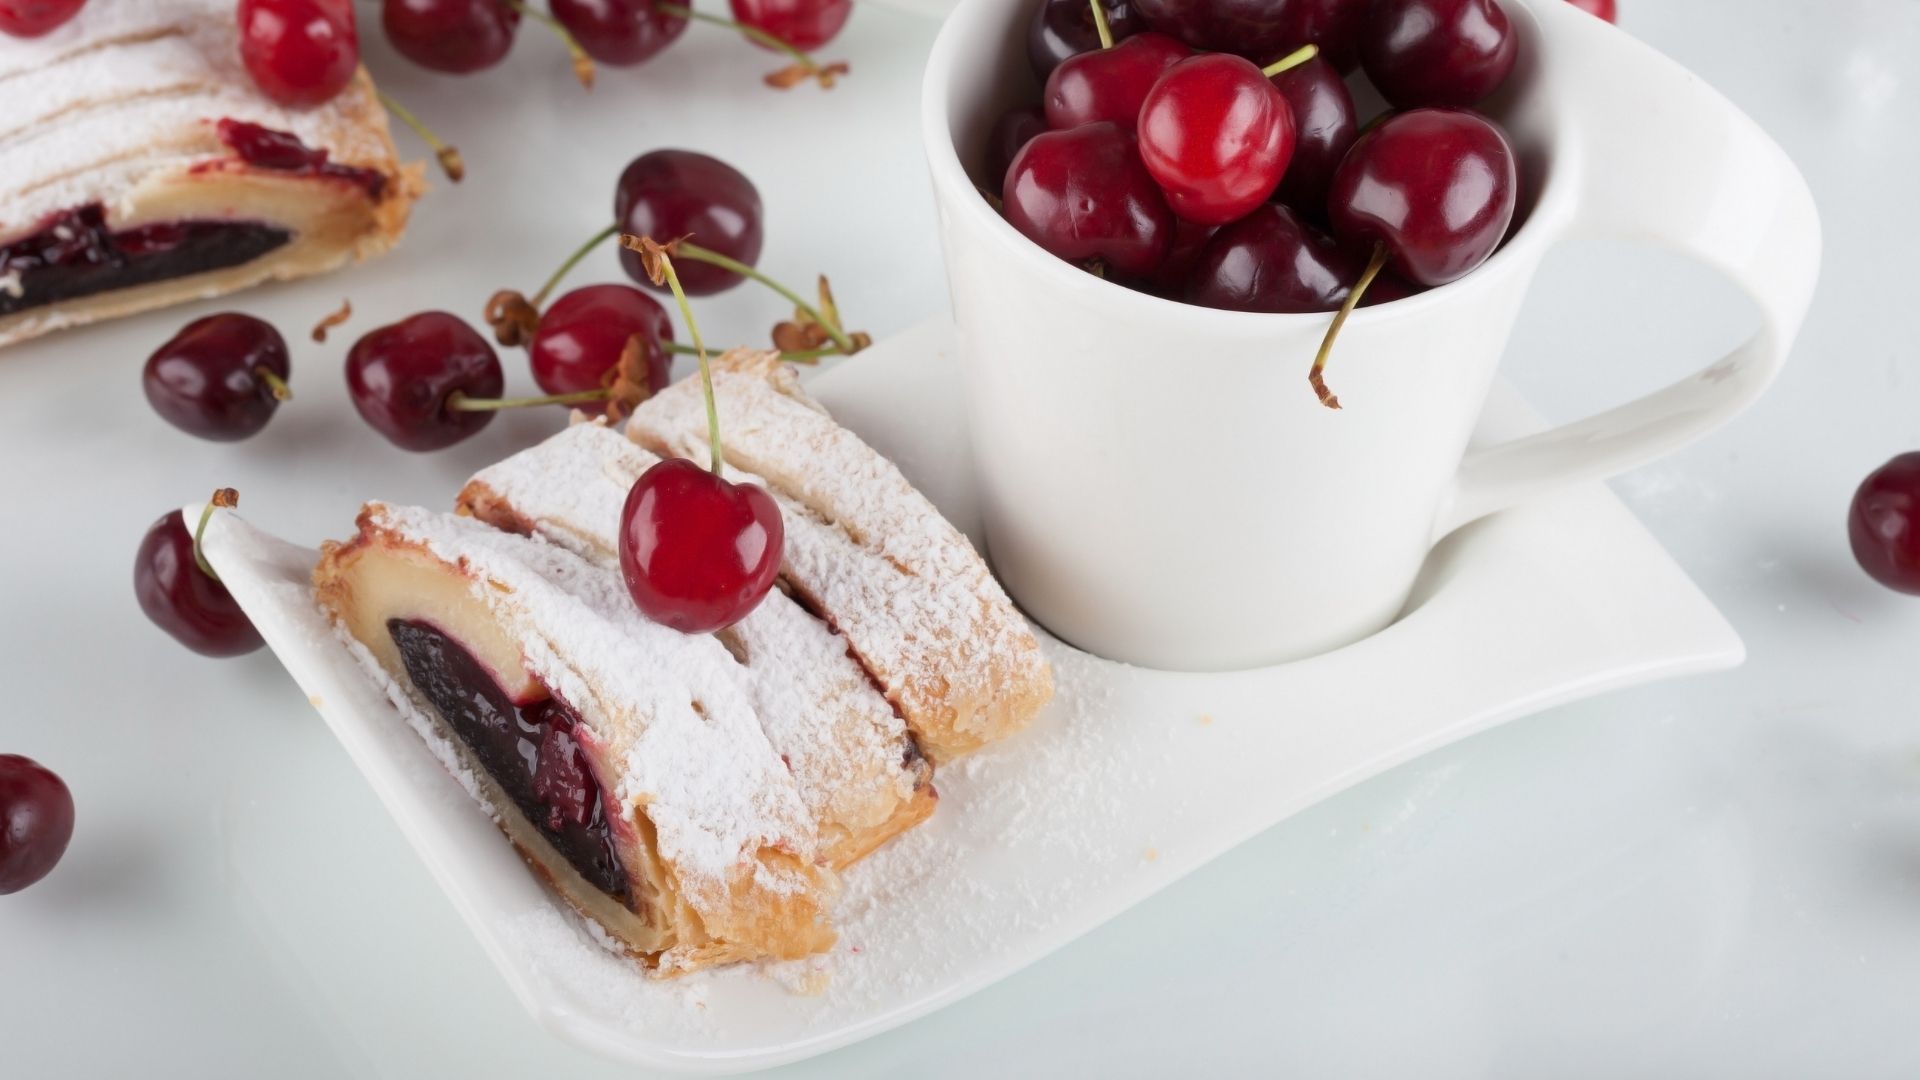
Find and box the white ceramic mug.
[920,0,1821,672]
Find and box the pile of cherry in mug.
[990,0,1614,318]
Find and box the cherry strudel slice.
[315,503,835,973]
[0,0,422,348]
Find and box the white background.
[3,0,1917,1075]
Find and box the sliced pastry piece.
[314,502,834,973]
[458,420,937,870]
[626,351,1053,761]
[0,0,422,348]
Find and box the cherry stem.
[254,366,292,402]
[1261,43,1317,77]
[1308,241,1387,410]
[445,388,610,411]
[376,89,465,182]
[1089,0,1114,49]
[673,239,858,354]
[193,488,240,582]
[654,2,825,75]
[532,222,621,308]
[504,0,596,88]
[649,252,726,476]
[664,341,829,364]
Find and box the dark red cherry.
[728,0,849,51]
[1186,204,1361,312]
[1359,270,1421,305]
[1327,107,1516,286]
[619,457,783,634]
[237,0,359,107]
[134,510,264,657]
[1027,0,1142,78]
[1564,0,1615,21]
[1131,0,1365,70]
[1361,0,1518,108]
[0,0,85,37]
[1138,52,1294,225]
[142,314,291,442]
[345,311,504,451]
[1268,56,1356,211]
[1003,121,1174,278]
[381,0,519,73]
[985,105,1048,196]
[0,755,74,895]
[1850,452,1920,595]
[1140,217,1214,295]
[615,150,763,296]
[549,0,687,66]
[529,284,674,410]
[1043,31,1190,132]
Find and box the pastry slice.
[0,0,422,348]
[626,351,1053,761]
[458,420,937,870]
[315,502,834,973]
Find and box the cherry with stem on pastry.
[1267,53,1357,212]
[1564,0,1615,22]
[1027,0,1140,78]
[1850,452,1920,595]
[0,0,85,37]
[616,239,785,635]
[134,490,265,658]
[1131,0,1365,71]
[142,313,293,442]
[1003,120,1174,279]
[1042,29,1190,132]
[382,0,596,86]
[0,755,74,895]
[1137,44,1312,226]
[237,0,359,107]
[1361,0,1519,109]
[1310,107,1517,407]
[727,0,850,53]
[1186,203,1362,312]
[529,283,675,416]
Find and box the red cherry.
[615,150,763,296]
[1327,107,1516,286]
[1137,52,1295,225]
[1850,453,1920,595]
[1267,55,1356,212]
[1042,31,1190,132]
[985,105,1048,197]
[142,314,291,442]
[1564,0,1615,22]
[237,0,359,107]
[381,0,519,73]
[345,311,504,451]
[0,755,74,895]
[1003,121,1174,278]
[134,510,264,657]
[549,0,687,65]
[727,0,849,52]
[1027,0,1142,79]
[618,458,783,634]
[0,0,85,37]
[1140,217,1214,295]
[1186,204,1361,312]
[529,284,673,411]
[1131,0,1365,71]
[1360,0,1518,109]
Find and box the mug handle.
[1431,10,1822,541]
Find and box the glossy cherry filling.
[388,618,629,905]
[214,119,389,199]
[0,204,289,317]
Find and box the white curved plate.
[200,315,1741,1075]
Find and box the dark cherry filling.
[0,205,290,318]
[214,119,388,199]
[387,619,630,905]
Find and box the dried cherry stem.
[376,89,465,182]
[504,0,596,88]
[254,366,292,401]
[445,388,610,411]
[1308,241,1387,410]
[663,341,830,364]
[193,488,240,581]
[653,2,845,87]
[1261,43,1317,77]
[1089,0,1114,48]
[670,238,859,354]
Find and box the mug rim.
[918,0,1577,331]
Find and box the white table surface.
[2,1,1916,1076]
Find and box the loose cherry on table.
[237,0,360,107]
[1027,0,1141,78]
[1267,54,1357,211]
[142,314,292,442]
[0,0,85,37]
[984,106,1048,197]
[1849,453,1920,595]
[134,496,265,657]
[1003,120,1174,279]
[381,0,520,74]
[0,755,74,895]
[346,311,507,450]
[728,0,851,52]
[1564,0,1616,22]
[529,284,674,413]
[550,0,688,65]
[1186,204,1361,313]
[1361,0,1518,109]
[1130,0,1365,71]
[1043,30,1190,131]
[616,150,764,296]
[1137,51,1297,226]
